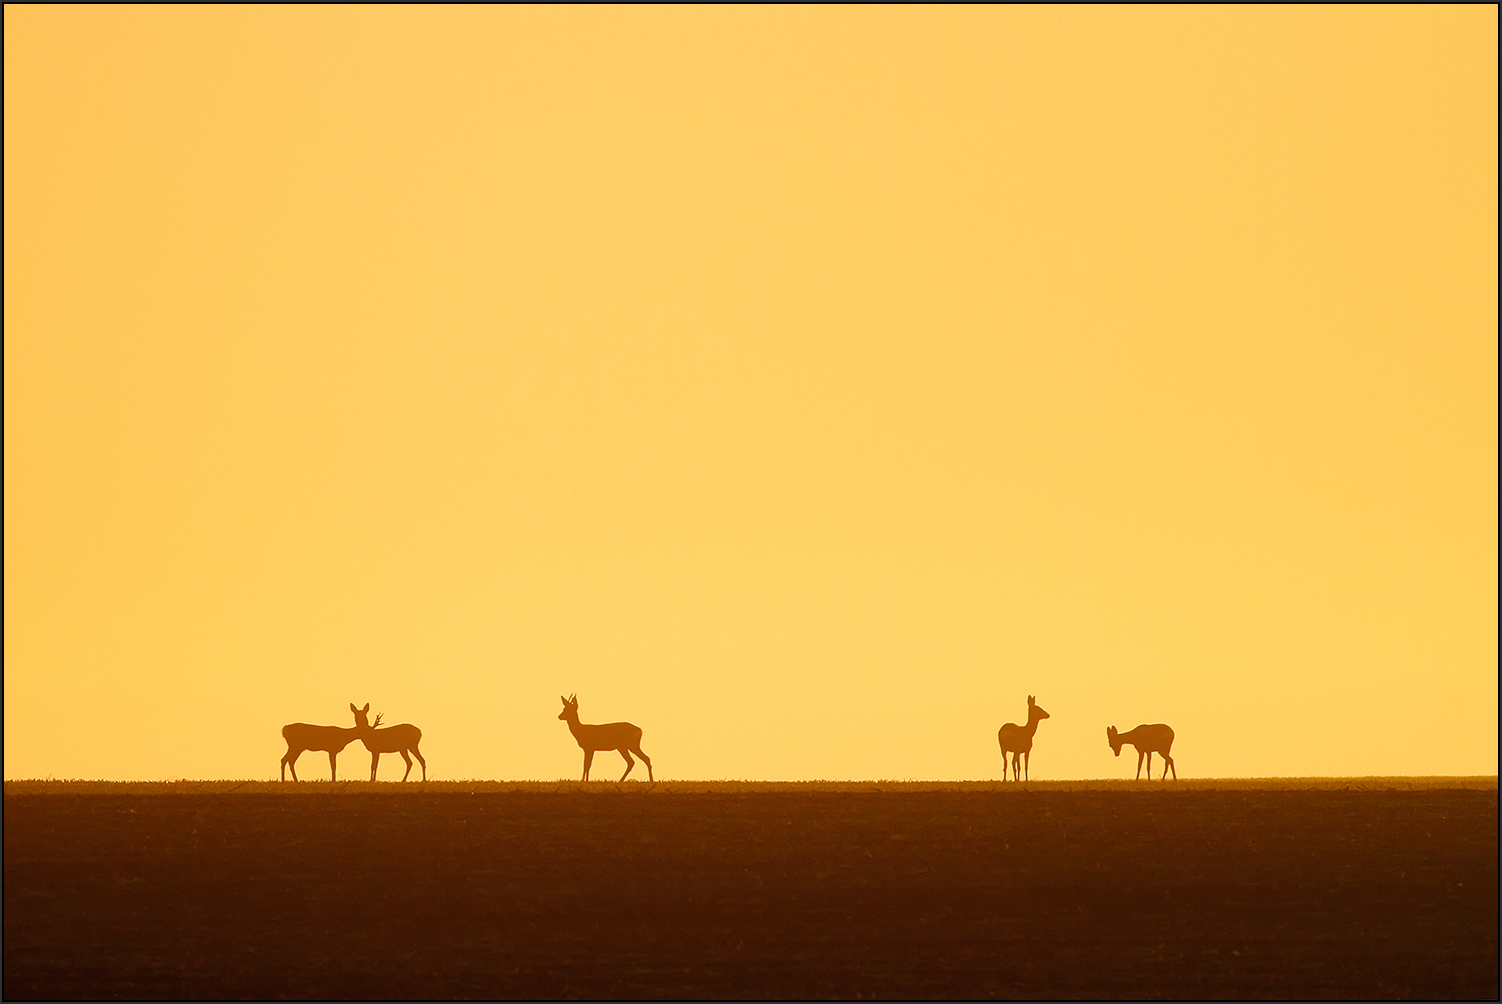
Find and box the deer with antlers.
[350,702,427,781]
[280,718,361,781]
[1107,723,1177,779]
[997,694,1050,781]
[558,694,653,782]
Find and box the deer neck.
[563,712,586,741]
[1023,715,1042,739]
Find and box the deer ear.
[362,703,370,713]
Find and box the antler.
[373,712,384,728]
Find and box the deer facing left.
[351,702,427,781]
[558,694,653,782]
[1107,723,1176,779]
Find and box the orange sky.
[5,6,1496,781]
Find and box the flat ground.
[4,779,1496,1000]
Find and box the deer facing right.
[280,719,360,782]
[1107,723,1176,779]
[997,695,1050,781]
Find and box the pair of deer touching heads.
[279,703,426,782]
[998,695,1178,781]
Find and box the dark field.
[4,779,1496,1000]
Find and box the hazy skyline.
[5,6,1496,780]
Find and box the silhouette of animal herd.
[279,694,1176,782]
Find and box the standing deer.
[351,702,427,781]
[997,694,1050,781]
[558,694,653,782]
[280,718,360,781]
[1107,723,1176,779]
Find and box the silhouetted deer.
[558,694,653,782]
[1107,723,1176,779]
[280,719,360,781]
[997,695,1050,781]
[351,702,427,781]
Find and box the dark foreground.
[4,781,1497,1000]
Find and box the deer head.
[1107,725,1122,755]
[558,694,578,721]
[1027,695,1050,722]
[350,702,372,728]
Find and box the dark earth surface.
[4,784,1497,1000]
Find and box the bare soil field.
[4,779,1496,1000]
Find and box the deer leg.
[400,750,414,782]
[283,749,301,782]
[1012,753,1021,780]
[411,745,427,781]
[619,749,635,781]
[1164,754,1175,780]
[1023,749,1030,782]
[328,750,339,781]
[370,751,381,782]
[582,748,594,782]
[1136,749,1144,779]
[634,746,653,782]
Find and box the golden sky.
[6,6,1496,781]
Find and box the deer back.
[282,723,357,753]
[997,721,1033,753]
[574,720,642,752]
[359,722,422,754]
[1124,723,1174,753]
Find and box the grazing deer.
[997,695,1050,781]
[280,719,360,781]
[558,694,653,782]
[1107,723,1176,779]
[351,702,427,781]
